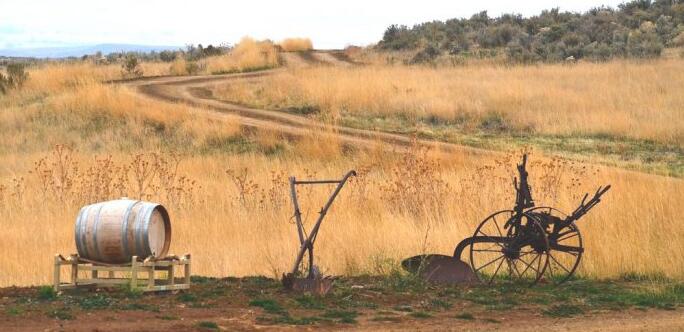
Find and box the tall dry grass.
[202,37,280,74]
[0,144,682,287]
[213,60,684,145]
[0,60,682,288]
[278,38,313,52]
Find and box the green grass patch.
[249,298,285,314]
[177,292,198,303]
[79,294,114,310]
[190,276,216,284]
[37,286,57,301]
[382,269,428,293]
[157,314,180,320]
[5,306,24,316]
[454,312,475,320]
[120,303,160,312]
[429,298,453,310]
[197,321,219,330]
[295,294,326,309]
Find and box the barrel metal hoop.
[92,203,106,261]
[142,204,157,258]
[79,204,94,259]
[74,205,88,257]
[120,200,141,259]
[135,204,153,258]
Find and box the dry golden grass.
[202,37,280,74]
[213,59,684,145]
[0,60,683,288]
[0,145,682,287]
[278,38,313,52]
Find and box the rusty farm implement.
[404,154,610,286]
[282,170,356,295]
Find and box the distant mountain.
[0,44,182,58]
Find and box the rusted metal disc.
[402,254,478,285]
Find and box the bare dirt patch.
[2,276,683,331]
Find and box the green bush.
[37,286,57,301]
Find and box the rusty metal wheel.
[528,207,584,284]
[468,210,549,286]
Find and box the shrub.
[627,29,663,58]
[121,54,143,77]
[409,45,440,64]
[279,38,313,52]
[37,286,57,300]
[185,61,201,75]
[0,73,7,94]
[0,63,28,94]
[7,63,28,87]
[159,50,177,62]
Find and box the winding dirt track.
[124,51,491,157]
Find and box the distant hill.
[0,44,182,58]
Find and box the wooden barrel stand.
[53,254,191,292]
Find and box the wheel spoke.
[549,253,572,274]
[509,259,524,279]
[475,255,506,273]
[557,232,579,243]
[488,257,506,284]
[546,258,555,277]
[518,254,540,276]
[492,215,504,237]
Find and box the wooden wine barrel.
[75,199,171,264]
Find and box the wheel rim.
[469,210,549,286]
[528,207,583,284]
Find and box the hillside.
[379,0,684,62]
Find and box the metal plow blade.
[402,254,478,285]
[282,273,335,296]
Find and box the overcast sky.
[0,0,627,50]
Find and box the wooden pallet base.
[54,254,191,292]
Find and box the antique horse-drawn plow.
[405,154,610,286]
[282,170,356,295]
[280,155,610,293]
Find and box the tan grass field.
[213,60,684,144]
[0,57,682,288]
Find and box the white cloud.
[0,0,627,49]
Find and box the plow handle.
[288,170,356,277]
[561,184,611,228]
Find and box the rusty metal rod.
[293,180,344,185]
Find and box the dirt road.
[124,51,492,157]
